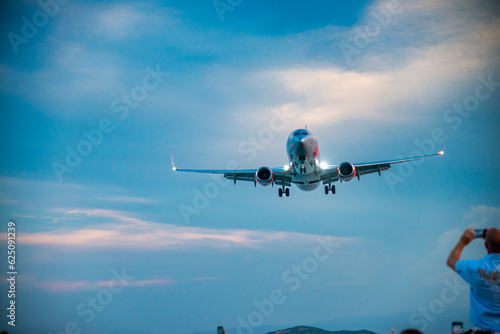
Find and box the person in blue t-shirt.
[447,227,500,333]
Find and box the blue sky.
[0,0,499,333]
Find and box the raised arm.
[447,228,475,271]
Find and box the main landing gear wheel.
[325,185,336,195]
[278,187,290,197]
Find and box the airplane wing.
[319,151,444,184]
[172,151,443,187]
[171,154,293,186]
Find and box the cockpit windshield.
[293,130,308,137]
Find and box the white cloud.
[429,205,500,259]
[5,0,498,127]
[0,3,181,118]
[462,205,500,227]
[0,50,126,118]
[95,4,148,38]
[406,205,500,285]
[94,195,158,204]
[61,2,179,40]
[236,0,500,130]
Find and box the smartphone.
[452,322,463,334]
[474,229,487,239]
[217,326,224,334]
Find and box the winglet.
[171,153,177,171]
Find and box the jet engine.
[255,167,274,186]
[337,162,356,182]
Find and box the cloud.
[14,275,223,293]
[428,205,500,259]
[38,278,172,293]
[401,205,500,287]
[0,177,159,214]
[10,208,352,250]
[462,205,500,227]
[0,47,129,118]
[234,0,500,130]
[56,2,180,40]
[94,195,158,204]
[0,192,17,205]
[11,275,222,293]
[0,3,180,118]
[94,4,150,38]
[5,0,497,129]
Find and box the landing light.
[320,162,328,169]
[438,151,444,155]
[284,165,290,171]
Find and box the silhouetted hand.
[460,228,475,246]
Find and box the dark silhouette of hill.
[267,326,377,334]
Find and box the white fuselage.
[286,129,322,191]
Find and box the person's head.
[485,227,500,254]
[400,330,423,334]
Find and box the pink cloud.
[28,277,172,293]
[2,208,352,251]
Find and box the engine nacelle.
[337,162,356,182]
[255,167,274,186]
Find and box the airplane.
[172,128,444,197]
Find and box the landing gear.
[279,187,290,197]
[299,162,306,174]
[324,185,336,195]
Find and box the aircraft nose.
[292,134,308,143]
[294,138,307,155]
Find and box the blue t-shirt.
[456,253,500,331]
